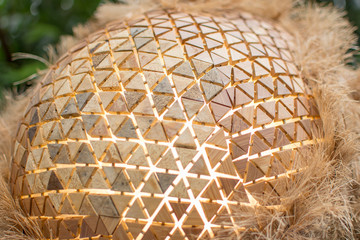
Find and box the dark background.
[0,0,358,105]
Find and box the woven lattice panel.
[10,9,322,240]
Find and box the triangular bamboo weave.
[10,9,321,239]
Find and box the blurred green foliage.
[0,0,359,104]
[0,0,117,99]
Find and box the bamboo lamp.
[10,9,321,239]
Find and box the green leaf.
[25,23,61,45]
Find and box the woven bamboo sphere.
[10,9,322,239]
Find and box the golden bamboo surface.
[10,9,321,240]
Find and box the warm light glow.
[10,8,322,240]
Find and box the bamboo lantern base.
[10,9,321,239]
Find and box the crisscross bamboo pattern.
[10,9,322,240]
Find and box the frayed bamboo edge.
[0,91,45,239]
[0,173,44,240]
[288,4,360,238]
